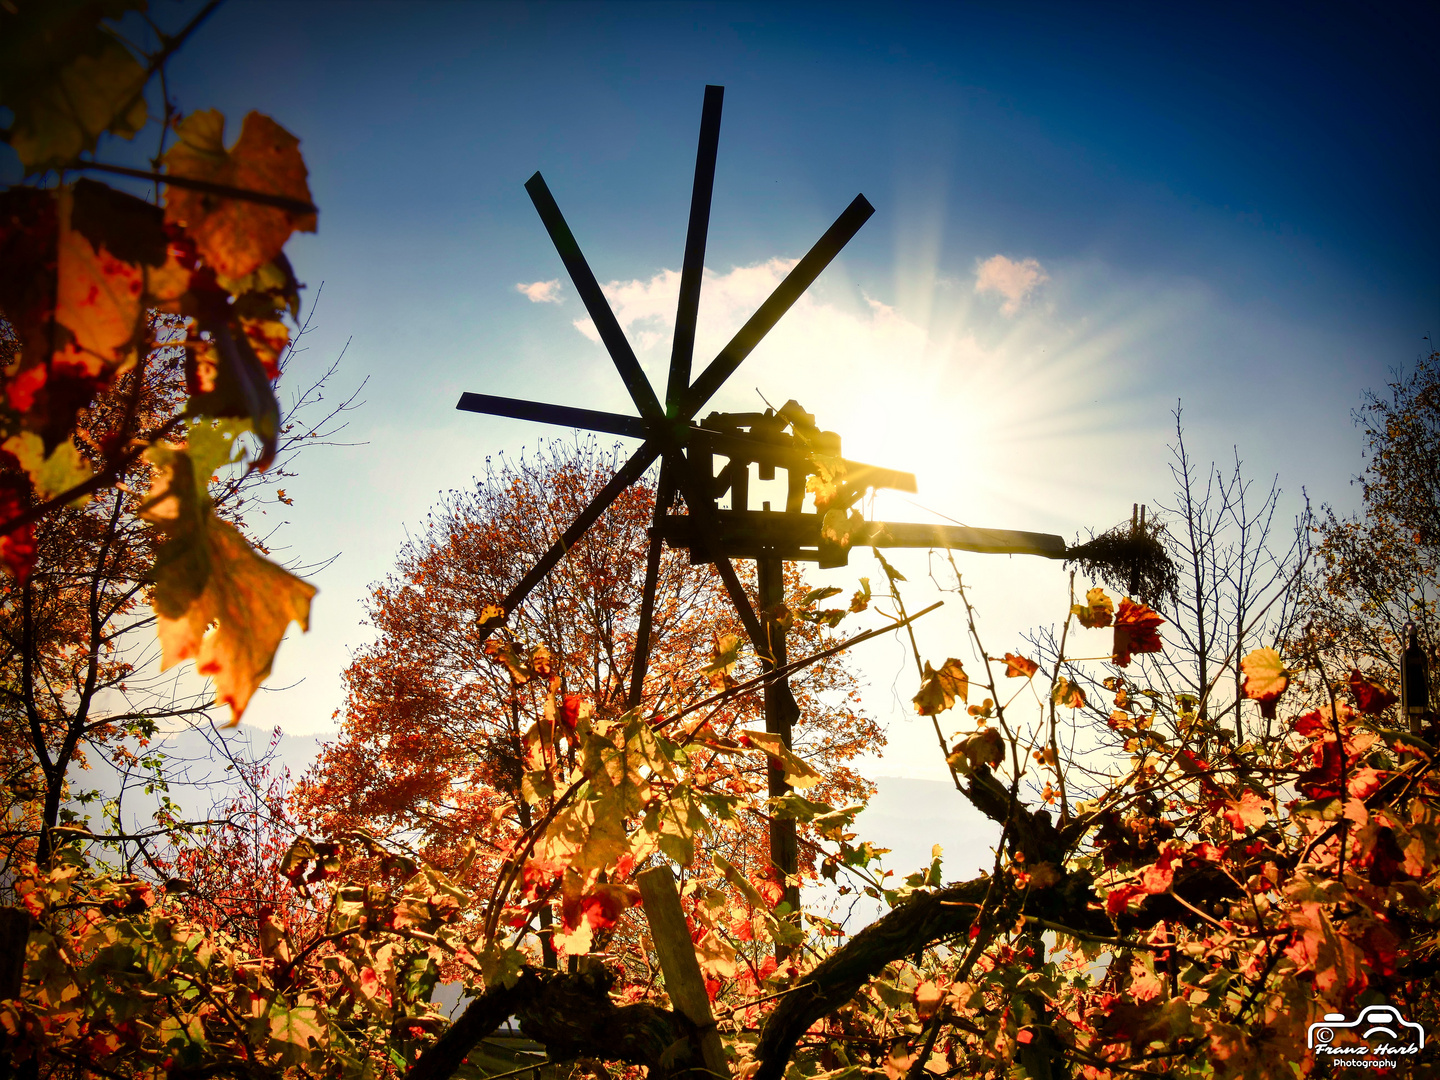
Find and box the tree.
[1,310,357,884]
[1300,344,1440,695]
[294,437,882,967]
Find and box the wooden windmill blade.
[631,84,725,705]
[458,85,875,678]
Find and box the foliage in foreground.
[5,553,1439,1078]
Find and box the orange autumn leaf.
[1112,596,1164,666]
[1000,651,1039,678]
[913,657,969,715]
[55,187,143,378]
[164,110,316,279]
[1240,647,1289,719]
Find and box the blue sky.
[29,1,1438,772]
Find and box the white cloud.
[974,255,1048,316]
[517,279,563,303]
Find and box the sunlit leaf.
[1240,647,1289,719]
[1070,586,1115,628]
[164,110,317,279]
[741,729,822,789]
[1051,676,1086,709]
[2,432,92,503]
[913,657,969,715]
[56,185,143,377]
[1000,651,1038,678]
[1112,596,1164,666]
[141,444,315,723]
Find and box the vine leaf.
[1112,597,1164,667]
[56,185,144,378]
[0,1,148,174]
[1070,586,1115,628]
[1240,647,1290,719]
[164,110,317,279]
[2,432,93,503]
[140,438,315,723]
[1051,676,1086,709]
[1000,652,1038,679]
[1348,669,1398,715]
[913,657,969,715]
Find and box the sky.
[20,0,1437,784]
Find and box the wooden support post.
[637,865,729,1078]
[759,555,800,955]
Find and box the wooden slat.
[456,393,651,440]
[657,511,1067,561]
[637,866,729,1078]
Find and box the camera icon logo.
[1307,1004,1425,1051]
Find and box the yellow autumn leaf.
[1239,647,1289,719]
[739,730,822,789]
[141,443,315,724]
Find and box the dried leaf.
[1070,586,1115,628]
[913,657,969,716]
[1112,597,1164,666]
[1000,651,1038,678]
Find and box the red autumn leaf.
[1001,652,1039,678]
[1347,766,1383,800]
[1112,597,1164,667]
[0,480,37,583]
[1223,789,1270,832]
[1348,669,1398,715]
[1292,709,1329,738]
[751,865,787,909]
[561,694,584,730]
[579,884,636,931]
[1296,737,1345,799]
[1106,882,1146,917]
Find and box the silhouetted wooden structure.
[458,85,1066,946]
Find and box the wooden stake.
[637,865,729,1078]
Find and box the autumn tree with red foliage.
[295,437,882,968]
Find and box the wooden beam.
[636,866,729,1078]
[657,511,1068,563]
[456,393,652,440]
